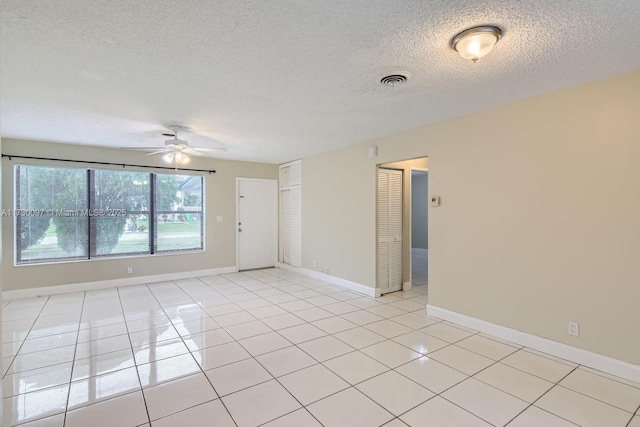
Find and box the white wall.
[301,71,640,365]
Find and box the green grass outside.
[20,220,202,261]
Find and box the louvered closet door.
[377,168,403,294]
[279,160,302,268]
[288,186,301,267]
[281,189,292,264]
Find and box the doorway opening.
[411,169,428,289]
[376,157,428,295]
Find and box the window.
[15,165,204,265]
[16,166,88,262]
[156,174,204,252]
[93,169,150,256]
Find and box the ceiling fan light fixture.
[174,151,190,164]
[450,26,502,62]
[131,125,222,162]
[163,151,191,165]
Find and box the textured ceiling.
[2,0,640,164]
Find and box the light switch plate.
[216,216,223,222]
[430,196,440,207]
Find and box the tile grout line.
[395,336,512,427]
[2,295,52,426]
[503,364,581,427]
[480,349,575,386]
[202,278,327,427]
[0,285,504,425]
[553,381,640,416]
[625,404,640,427]
[61,290,88,426]
[156,270,357,424]
[574,364,640,392]
[3,295,51,378]
[116,286,152,427]
[6,270,638,427]
[149,279,240,427]
[181,274,369,426]
[392,336,552,426]
[138,274,442,422]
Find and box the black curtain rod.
[1,154,216,174]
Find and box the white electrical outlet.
[321,266,329,274]
[127,267,133,274]
[312,260,317,268]
[568,321,579,337]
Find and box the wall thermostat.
[430,196,440,207]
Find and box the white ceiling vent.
[380,74,409,87]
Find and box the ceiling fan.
[129,125,226,165]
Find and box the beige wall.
[1,139,278,291]
[379,157,429,283]
[302,71,640,365]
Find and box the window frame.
[14,164,206,266]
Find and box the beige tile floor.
[2,268,639,426]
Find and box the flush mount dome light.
[450,25,502,62]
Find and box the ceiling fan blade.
[190,147,227,153]
[145,150,170,156]
[185,147,226,157]
[176,130,226,146]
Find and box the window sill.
[14,249,206,267]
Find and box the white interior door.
[237,178,278,271]
[377,168,403,294]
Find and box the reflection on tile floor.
[2,268,640,426]
[411,248,427,288]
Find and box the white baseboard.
[299,267,379,297]
[427,304,640,384]
[5,261,379,303]
[403,281,412,291]
[3,266,237,300]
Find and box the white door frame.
[235,177,278,271]
[408,167,429,291]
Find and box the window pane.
[93,170,150,256]
[16,165,88,263]
[156,174,204,252]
